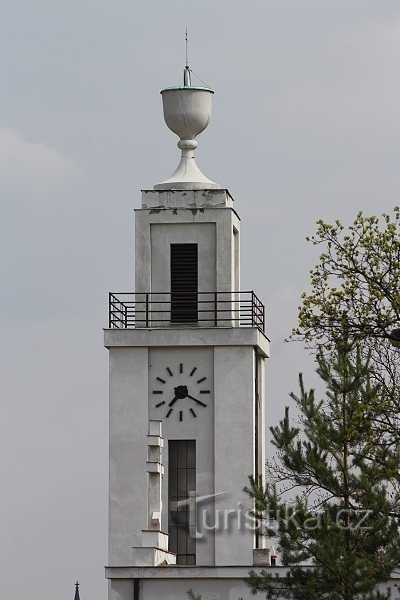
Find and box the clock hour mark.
[197,377,207,384]
[156,377,166,384]
[153,390,163,395]
[166,408,173,418]
[156,401,166,408]
[166,367,173,377]
[190,408,197,418]
[179,363,183,374]
[189,367,197,377]
[200,390,210,394]
[179,410,183,422]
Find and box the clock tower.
[104,64,270,600]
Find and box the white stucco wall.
[135,204,240,295]
[108,347,149,565]
[109,580,133,600]
[107,568,400,600]
[149,346,215,565]
[214,346,256,566]
[108,574,264,600]
[142,578,258,600]
[106,330,268,571]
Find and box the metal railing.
[108,291,265,332]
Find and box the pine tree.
[246,343,400,600]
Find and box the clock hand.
[168,396,179,407]
[188,394,207,407]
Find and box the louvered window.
[168,440,196,565]
[170,244,198,322]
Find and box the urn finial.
[154,49,222,190]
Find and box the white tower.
[105,63,270,600]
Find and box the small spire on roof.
[74,581,80,600]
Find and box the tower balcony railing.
[108,291,265,333]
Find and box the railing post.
[124,304,128,328]
[251,291,255,327]
[145,292,149,327]
[108,293,112,328]
[214,291,218,327]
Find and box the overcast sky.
[1,2,400,599]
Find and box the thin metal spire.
[183,27,191,87]
[185,26,189,68]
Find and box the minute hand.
[188,394,207,407]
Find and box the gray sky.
[1,1,400,599]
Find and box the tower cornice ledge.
[141,188,234,209]
[104,326,270,357]
[105,565,288,580]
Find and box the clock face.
[152,362,210,422]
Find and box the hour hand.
[188,394,207,407]
[168,396,179,407]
